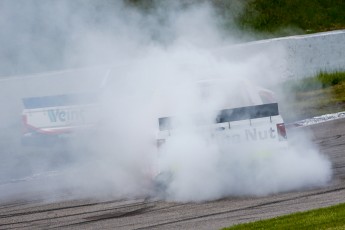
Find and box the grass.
[278,71,345,121]
[284,71,345,92]
[127,1,345,38]
[222,202,345,230]
[236,0,345,35]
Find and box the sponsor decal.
[47,109,84,123]
[245,127,276,141]
[221,127,277,143]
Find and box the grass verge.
[126,0,345,36]
[222,202,345,230]
[237,0,345,35]
[284,71,345,92]
[278,71,345,122]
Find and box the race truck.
[20,68,114,147]
[21,93,99,146]
[157,103,287,146]
[152,79,288,196]
[156,78,287,147]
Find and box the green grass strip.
[278,71,345,121]
[279,71,345,122]
[237,0,345,34]
[222,203,345,230]
[283,71,345,92]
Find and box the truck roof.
[22,93,98,109]
[158,103,279,131]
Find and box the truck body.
[155,79,287,148]
[21,93,99,146]
[152,79,288,196]
[156,103,287,148]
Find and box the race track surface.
[0,118,345,229]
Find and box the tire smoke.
[0,0,332,202]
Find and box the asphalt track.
[0,118,345,229]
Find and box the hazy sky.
[0,0,131,76]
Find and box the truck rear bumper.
[21,133,68,147]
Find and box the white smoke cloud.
[0,0,332,202]
[158,130,331,201]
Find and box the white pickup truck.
[156,79,287,148]
[21,93,99,146]
[152,79,288,196]
[156,103,287,147]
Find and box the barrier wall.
[218,30,345,80]
[277,30,345,79]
